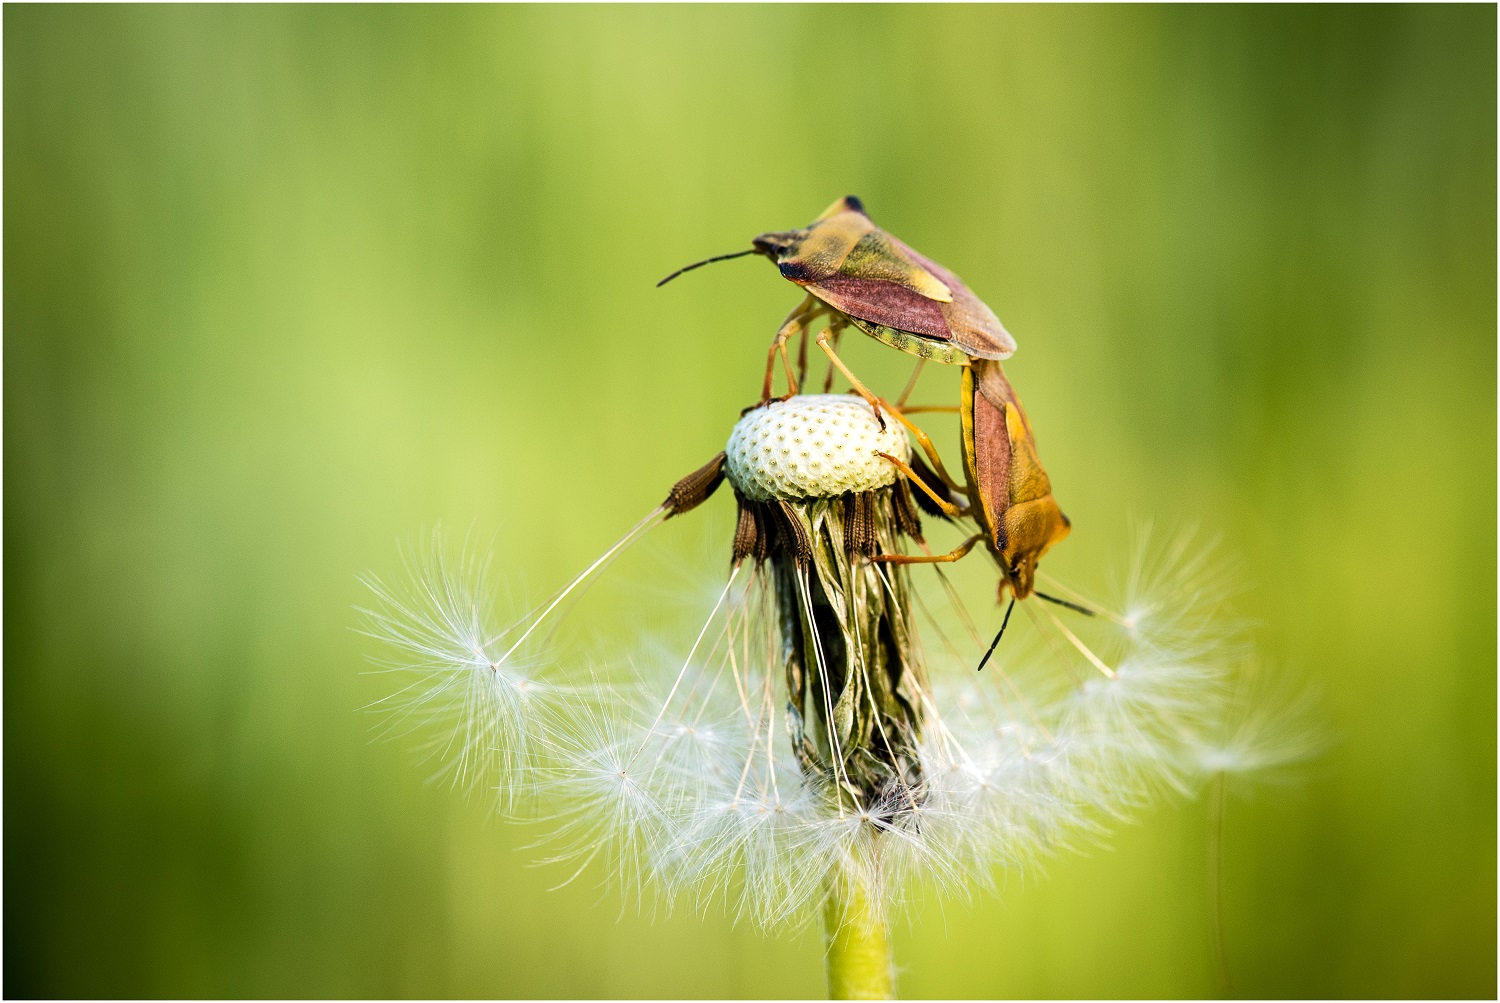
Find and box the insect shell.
[749,195,1017,365]
[959,359,1071,600]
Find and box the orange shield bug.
[869,360,1070,599]
[867,359,1087,669]
[958,360,1072,603]
[658,196,1016,426]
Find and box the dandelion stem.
[1209,770,1232,993]
[824,859,895,1000]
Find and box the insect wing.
[968,360,1071,598]
[805,275,953,340]
[800,226,960,340]
[961,364,1011,550]
[840,230,953,302]
[780,197,1014,360]
[943,284,1015,361]
[890,238,1015,360]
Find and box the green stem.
[824,865,895,1000]
[1208,770,1232,994]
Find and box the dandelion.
[361,394,1311,999]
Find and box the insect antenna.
[975,597,1016,672]
[1033,590,1097,617]
[656,249,755,287]
[1037,571,1134,628]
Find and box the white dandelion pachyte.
[362,397,1310,933]
[725,393,910,501]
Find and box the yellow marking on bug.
[904,266,953,302]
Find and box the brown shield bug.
[658,196,1016,427]
[866,361,1096,671]
[869,361,1070,595]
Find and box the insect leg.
[814,329,886,430]
[761,317,803,400]
[779,339,800,396]
[870,533,984,565]
[760,341,782,401]
[821,318,846,393]
[761,296,819,401]
[895,359,926,407]
[873,451,966,519]
[796,322,810,391]
[878,401,966,493]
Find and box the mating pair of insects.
[659,196,1088,663]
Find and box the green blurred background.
[5,5,1494,998]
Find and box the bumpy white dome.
[725,394,911,501]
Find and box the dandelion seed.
[357,533,552,800]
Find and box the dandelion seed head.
[726,395,910,501]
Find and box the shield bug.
[657,196,1016,426]
[867,360,1094,669]
[871,360,1069,598]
